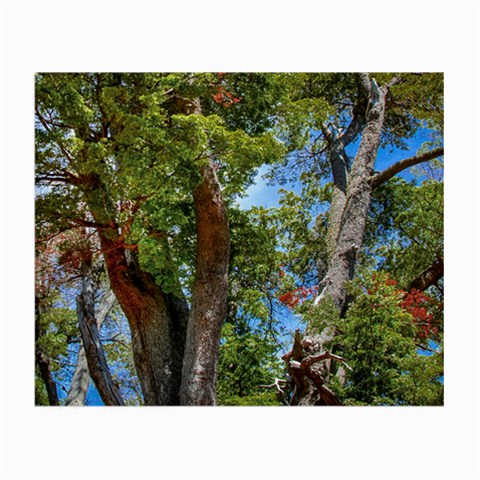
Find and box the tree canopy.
[35,72,444,406]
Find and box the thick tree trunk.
[316,76,386,313]
[323,93,366,259]
[78,94,229,406]
[81,177,189,405]
[35,297,59,406]
[77,258,125,406]
[66,290,116,406]
[99,235,189,405]
[180,162,230,405]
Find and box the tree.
[274,73,443,405]
[35,73,285,405]
[330,273,443,406]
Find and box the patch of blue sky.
[417,339,441,357]
[235,165,283,210]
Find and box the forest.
[35,72,444,406]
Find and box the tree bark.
[65,290,116,406]
[180,162,230,405]
[409,258,444,292]
[286,74,391,405]
[99,234,189,405]
[81,177,189,405]
[77,257,125,406]
[322,84,367,259]
[314,74,387,315]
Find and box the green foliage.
[218,392,281,406]
[35,369,50,406]
[100,305,143,405]
[228,206,286,324]
[331,273,443,405]
[35,73,444,407]
[301,295,339,338]
[368,177,443,290]
[216,323,283,406]
[36,307,77,365]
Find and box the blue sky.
[236,127,436,212]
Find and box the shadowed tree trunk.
[79,174,190,406]
[98,232,189,405]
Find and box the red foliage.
[212,85,241,108]
[366,276,440,341]
[400,289,439,340]
[279,285,318,309]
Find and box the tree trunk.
[323,90,367,260]
[77,257,125,406]
[180,162,230,405]
[80,176,189,406]
[285,74,390,405]
[99,234,189,405]
[66,290,116,406]
[35,297,59,406]
[78,94,229,406]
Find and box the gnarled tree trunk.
[80,176,190,406]
[99,233,189,405]
[76,255,124,406]
[66,290,116,406]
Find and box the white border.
[1,1,479,479]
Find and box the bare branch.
[258,378,287,394]
[370,147,444,188]
[301,351,353,371]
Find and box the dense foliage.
[35,72,443,406]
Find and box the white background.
[1,1,479,479]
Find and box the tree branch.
[258,378,287,394]
[409,257,444,292]
[301,351,353,371]
[370,147,444,188]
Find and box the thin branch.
[416,343,439,354]
[258,378,287,394]
[301,351,353,371]
[370,147,444,188]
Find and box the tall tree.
[277,73,444,405]
[35,73,284,405]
